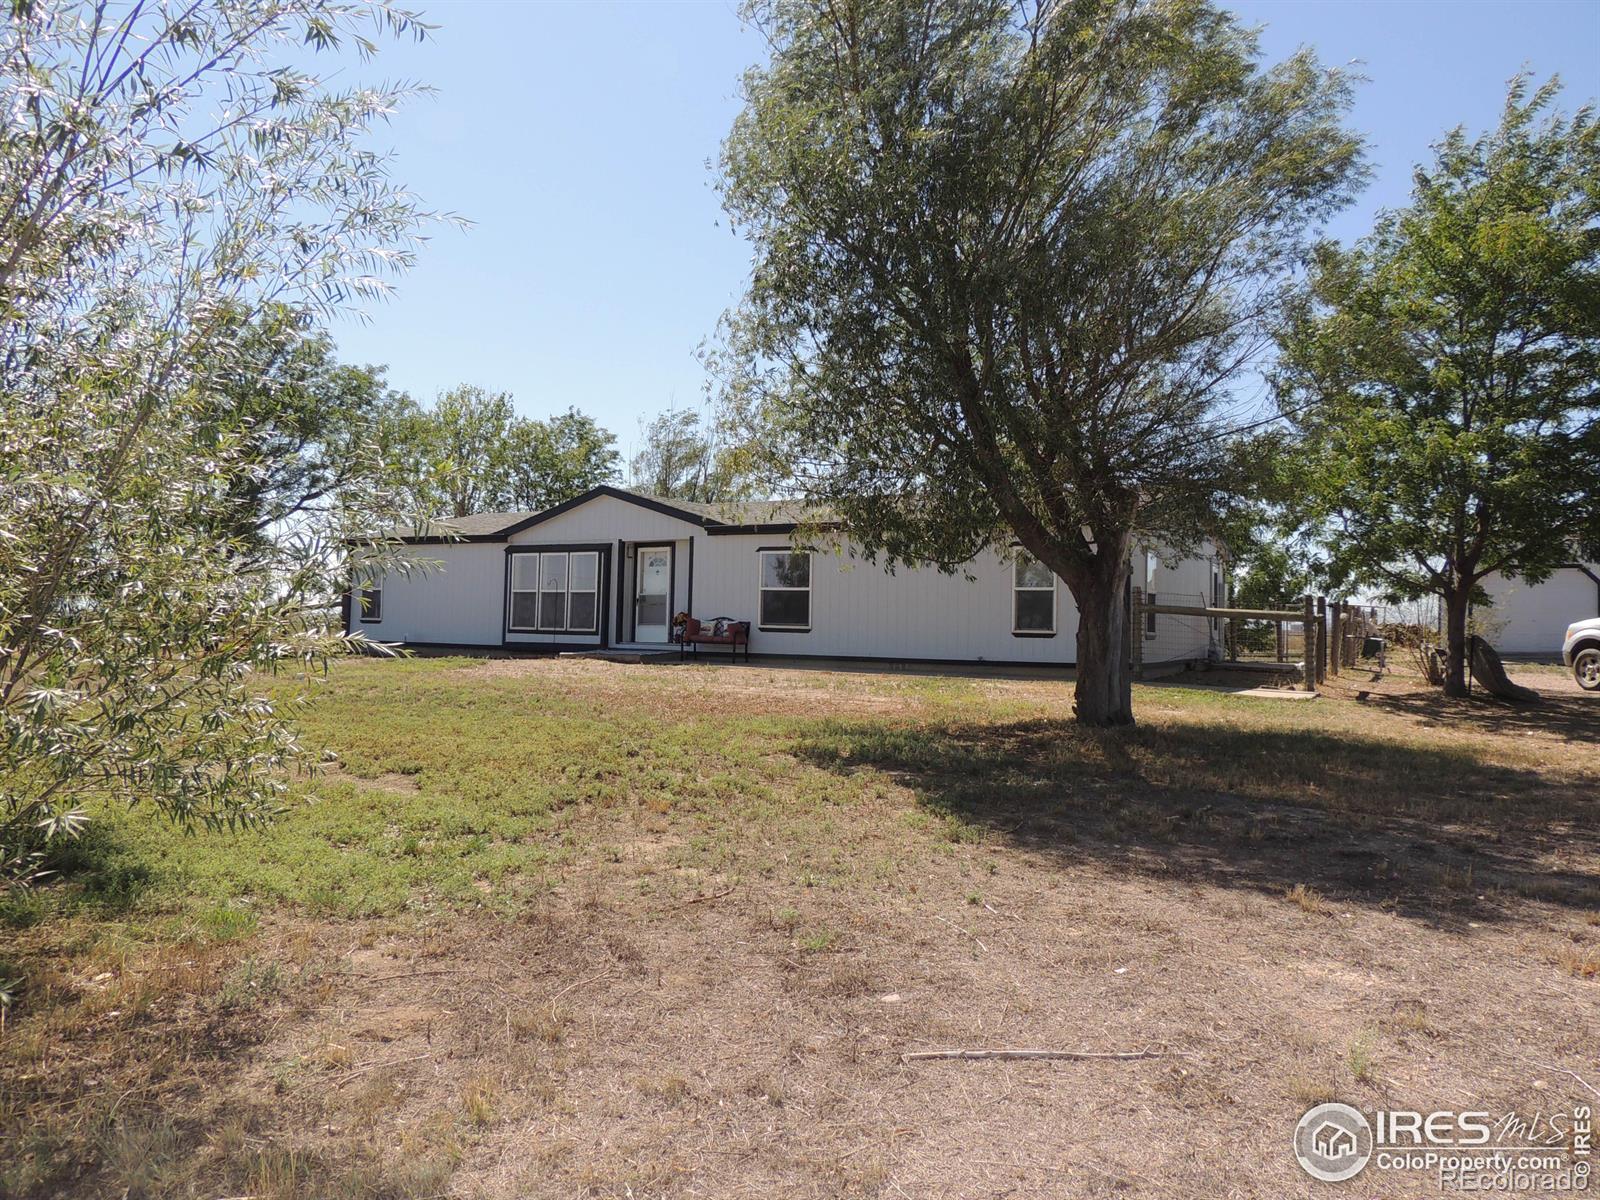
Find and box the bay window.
[509,550,600,634]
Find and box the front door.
[634,545,671,643]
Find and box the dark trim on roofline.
[707,521,797,536]
[382,486,822,544]
[388,533,508,545]
[706,520,841,536]
[498,486,715,538]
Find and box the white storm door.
[634,546,671,643]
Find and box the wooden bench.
[677,617,751,662]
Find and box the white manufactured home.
[1479,563,1600,656]
[348,486,1227,667]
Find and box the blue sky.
[330,0,1600,460]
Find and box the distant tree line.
[221,317,767,533]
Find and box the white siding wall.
[356,494,1228,667]
[689,535,1077,664]
[505,496,702,546]
[351,543,505,646]
[1480,566,1600,654]
[1138,542,1227,665]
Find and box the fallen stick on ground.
[932,913,989,952]
[334,1051,432,1085]
[1525,1060,1600,1101]
[549,969,614,1003]
[901,1048,1170,1064]
[680,887,735,905]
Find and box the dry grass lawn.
[2,654,1597,1198]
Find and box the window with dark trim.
[759,549,811,630]
[358,577,383,623]
[1144,550,1159,637]
[510,555,539,630]
[569,552,599,632]
[1012,554,1054,635]
[509,550,600,634]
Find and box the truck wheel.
[1576,647,1600,691]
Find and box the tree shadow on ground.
[0,821,154,932]
[1345,685,1599,746]
[794,717,1600,929]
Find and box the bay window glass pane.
[512,555,539,590]
[569,592,597,632]
[570,552,598,591]
[762,552,809,589]
[540,553,567,593]
[761,589,810,628]
[511,592,538,629]
[1015,589,1053,632]
[540,590,567,630]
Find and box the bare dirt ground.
[5,657,1598,1199]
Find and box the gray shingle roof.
[387,486,834,542]
[409,510,539,538]
[661,495,833,526]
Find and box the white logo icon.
[1294,1102,1373,1182]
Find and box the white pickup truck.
[1565,618,1600,691]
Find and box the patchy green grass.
[2,655,1596,1199]
[8,653,1596,959]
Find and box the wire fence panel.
[1130,588,1414,692]
[1226,615,1305,665]
[1142,592,1221,665]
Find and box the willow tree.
[717,0,1361,725]
[0,1,440,888]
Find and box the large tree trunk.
[1070,548,1134,727]
[1442,584,1470,698]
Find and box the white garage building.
[347,485,1227,668]
[1479,563,1600,656]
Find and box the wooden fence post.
[1328,601,1341,677]
[1131,586,1145,681]
[1302,594,1316,692]
[1316,596,1328,684]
